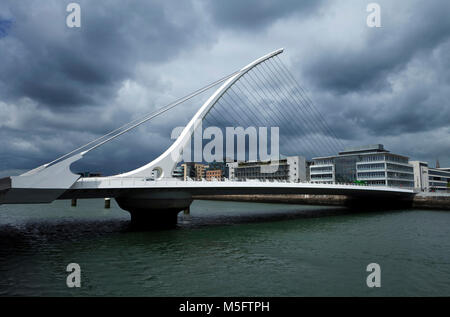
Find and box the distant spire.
[436,159,440,168]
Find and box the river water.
[0,199,449,296]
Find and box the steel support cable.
[204,89,254,129]
[253,64,329,158]
[204,103,227,126]
[264,58,340,154]
[272,56,339,144]
[204,103,226,126]
[250,65,326,157]
[215,98,248,128]
[238,73,303,142]
[270,60,342,155]
[277,78,344,154]
[273,56,344,151]
[225,88,275,129]
[214,96,272,161]
[269,56,341,151]
[245,68,320,158]
[220,91,269,132]
[241,71,319,157]
[44,69,242,167]
[258,62,337,156]
[203,109,224,127]
[204,97,235,127]
[220,91,262,128]
[217,95,269,161]
[202,116,218,129]
[274,55,343,148]
[233,76,305,156]
[221,88,293,159]
[232,76,304,157]
[229,85,273,127]
[258,61,337,154]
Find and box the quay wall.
[192,193,450,210]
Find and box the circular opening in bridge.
[152,167,163,180]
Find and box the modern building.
[429,168,450,191]
[206,169,223,181]
[172,165,184,179]
[181,162,208,181]
[410,161,450,192]
[310,144,414,187]
[227,156,306,182]
[205,161,228,181]
[410,161,429,191]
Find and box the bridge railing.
[76,176,415,191]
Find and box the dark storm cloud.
[0,0,211,109]
[0,0,449,174]
[204,0,324,31]
[0,0,215,172]
[0,18,13,38]
[302,0,450,94]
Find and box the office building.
[227,156,306,182]
[172,165,184,179]
[181,162,208,181]
[206,169,223,181]
[410,161,450,192]
[310,144,414,187]
[205,161,228,181]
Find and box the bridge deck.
[58,177,415,199]
[0,176,415,204]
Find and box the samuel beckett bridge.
[0,49,415,227]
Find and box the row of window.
[236,172,289,177]
[310,166,333,172]
[366,180,386,185]
[387,172,414,180]
[311,174,333,179]
[357,163,385,170]
[428,170,450,178]
[357,172,385,178]
[313,159,334,165]
[429,182,450,187]
[387,180,414,187]
[385,155,409,164]
[386,163,413,172]
[359,155,385,162]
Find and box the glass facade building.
[310,144,414,187]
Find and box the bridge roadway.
[1,176,416,228]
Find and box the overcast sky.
[0,0,449,176]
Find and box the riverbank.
[412,193,450,210]
[193,193,450,210]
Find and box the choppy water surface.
[0,199,449,296]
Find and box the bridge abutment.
[115,191,193,230]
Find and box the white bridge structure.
[0,49,415,228]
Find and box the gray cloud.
[0,0,449,175]
[297,0,450,93]
[203,0,324,31]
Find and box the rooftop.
[338,144,388,155]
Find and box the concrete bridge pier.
[115,191,193,230]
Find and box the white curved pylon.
[114,48,284,179]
